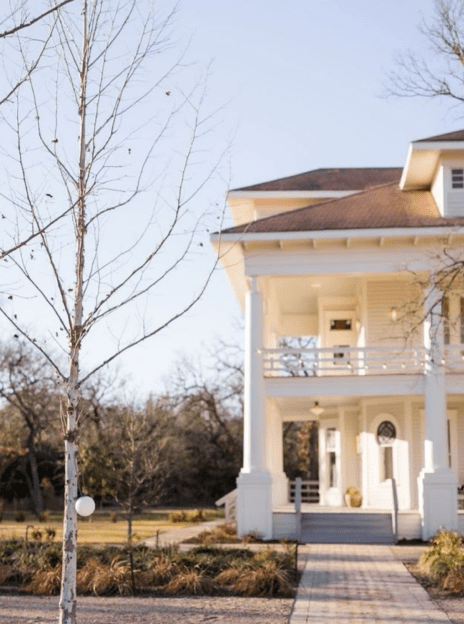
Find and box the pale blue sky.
[3,0,455,397]
[131,0,457,397]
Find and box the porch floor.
[274,504,403,513]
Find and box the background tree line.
[0,340,244,514]
[0,337,314,517]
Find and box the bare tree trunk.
[27,431,44,516]
[59,427,78,624]
[59,4,88,621]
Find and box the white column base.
[418,468,458,540]
[236,471,273,540]
[271,472,289,507]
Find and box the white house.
[211,129,464,543]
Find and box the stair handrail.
[294,477,302,541]
[215,488,237,521]
[391,477,399,542]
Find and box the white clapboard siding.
[366,281,420,347]
[447,192,464,217]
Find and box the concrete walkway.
[144,522,451,623]
[289,543,450,623]
[143,520,222,548]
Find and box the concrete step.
[300,512,395,544]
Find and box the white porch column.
[236,276,272,539]
[266,401,288,507]
[418,286,457,540]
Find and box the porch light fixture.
[390,307,398,321]
[75,496,95,517]
[310,401,324,417]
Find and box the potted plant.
[345,486,362,508]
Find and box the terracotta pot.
[345,494,362,507]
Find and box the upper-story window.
[452,168,464,189]
[443,295,464,344]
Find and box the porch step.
[300,512,396,544]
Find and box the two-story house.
[211,129,464,543]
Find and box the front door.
[322,311,357,372]
[319,420,342,506]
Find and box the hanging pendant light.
[310,401,324,417]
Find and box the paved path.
[143,520,222,548]
[289,544,450,623]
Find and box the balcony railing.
[262,345,464,377]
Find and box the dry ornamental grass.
[0,540,298,598]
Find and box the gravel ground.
[0,593,293,624]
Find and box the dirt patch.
[0,593,293,624]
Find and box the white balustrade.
[263,345,430,377]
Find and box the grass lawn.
[0,508,223,544]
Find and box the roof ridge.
[232,167,402,193]
[231,181,400,229]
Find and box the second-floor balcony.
[262,344,464,377]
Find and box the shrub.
[164,568,218,595]
[216,560,295,597]
[77,557,133,596]
[38,511,49,523]
[417,530,464,592]
[15,511,26,523]
[185,509,206,523]
[168,510,187,523]
[27,565,62,595]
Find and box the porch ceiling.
[263,271,412,316]
[265,275,358,315]
[273,395,359,421]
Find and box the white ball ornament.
[75,496,95,517]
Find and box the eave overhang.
[211,225,464,246]
[228,190,358,200]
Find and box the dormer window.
[452,168,464,189]
[444,166,464,217]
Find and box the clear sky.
[2,0,459,398]
[130,0,457,397]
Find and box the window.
[382,446,393,480]
[441,295,464,344]
[376,420,396,481]
[326,428,338,488]
[330,319,352,330]
[443,296,450,345]
[452,168,464,189]
[460,298,464,343]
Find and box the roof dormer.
[400,130,464,217]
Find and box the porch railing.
[263,346,427,377]
[458,488,464,510]
[289,479,319,503]
[215,489,237,521]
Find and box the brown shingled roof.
[234,168,402,192]
[223,182,464,234]
[417,129,464,142]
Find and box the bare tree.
[386,0,464,105]
[0,340,62,515]
[0,1,225,622]
[0,1,80,258]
